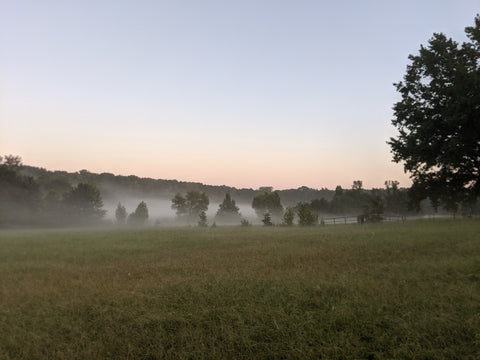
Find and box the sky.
[1,0,479,190]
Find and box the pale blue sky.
[1,1,479,189]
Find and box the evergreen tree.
[128,201,149,226]
[115,203,127,224]
[216,193,241,223]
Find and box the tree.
[363,190,384,222]
[262,212,273,226]
[0,155,41,226]
[352,180,363,191]
[63,183,106,221]
[128,201,149,226]
[171,193,188,217]
[310,198,329,213]
[215,193,241,223]
[282,207,295,226]
[388,15,480,212]
[171,190,209,223]
[185,190,209,216]
[297,202,317,226]
[384,180,408,215]
[252,191,283,220]
[115,203,127,224]
[198,210,208,227]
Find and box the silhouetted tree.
[310,198,329,214]
[282,207,295,226]
[388,15,480,212]
[0,155,41,226]
[252,191,283,220]
[384,180,408,214]
[363,190,384,222]
[63,183,106,222]
[297,203,317,226]
[352,180,363,191]
[262,212,273,226]
[115,203,127,224]
[198,210,208,227]
[240,218,251,227]
[216,193,241,223]
[171,193,188,217]
[128,201,149,226]
[171,190,209,223]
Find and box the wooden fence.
[319,215,406,225]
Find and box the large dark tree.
[63,183,106,221]
[0,155,41,226]
[128,201,149,226]
[388,15,480,212]
[251,191,283,220]
[171,190,209,222]
[215,193,241,223]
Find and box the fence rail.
[319,214,406,225]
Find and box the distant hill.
[21,166,335,206]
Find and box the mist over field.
[103,197,258,224]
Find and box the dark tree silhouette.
[252,191,283,220]
[128,201,149,226]
[115,203,127,224]
[216,193,241,223]
[63,183,106,221]
[388,15,480,212]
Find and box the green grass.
[0,220,479,359]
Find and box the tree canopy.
[63,183,106,221]
[388,15,480,212]
[115,203,127,224]
[171,190,209,222]
[128,201,149,226]
[251,191,283,219]
[215,193,241,222]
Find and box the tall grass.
[0,220,479,359]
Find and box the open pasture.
[0,220,479,359]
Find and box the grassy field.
[0,220,479,359]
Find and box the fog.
[103,197,258,226]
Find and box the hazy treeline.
[0,156,107,227]
[20,166,334,205]
[2,156,475,228]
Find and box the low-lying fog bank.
[103,198,258,225]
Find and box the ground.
[0,220,479,359]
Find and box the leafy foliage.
[128,201,149,226]
[297,203,317,226]
[262,212,273,226]
[171,191,209,223]
[198,211,208,227]
[115,203,127,224]
[215,193,241,223]
[0,156,41,226]
[252,191,283,220]
[388,15,480,212]
[282,207,295,226]
[63,183,106,221]
[362,190,385,222]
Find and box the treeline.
[0,156,112,227]
[20,165,334,204]
[3,155,468,228]
[166,181,412,228]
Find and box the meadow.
[0,220,479,360]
